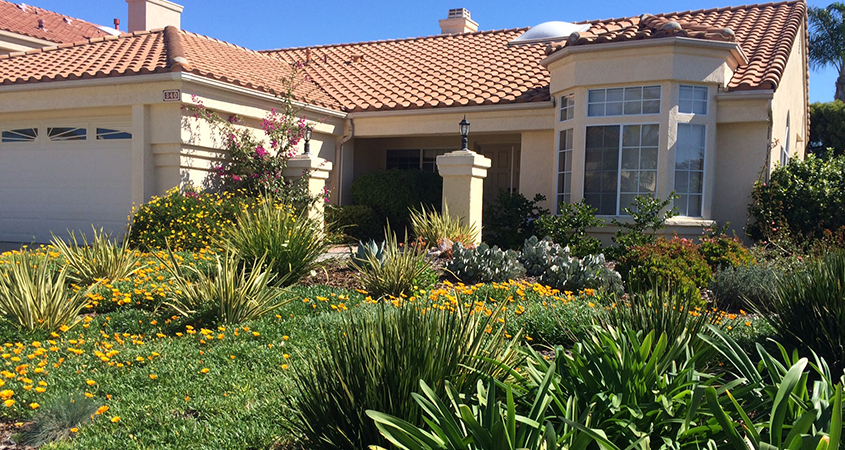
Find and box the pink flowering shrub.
[184,65,322,207]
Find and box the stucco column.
[436,149,491,244]
[282,154,333,222]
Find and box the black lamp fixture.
[459,116,470,151]
[303,125,313,155]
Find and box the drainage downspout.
[335,118,354,204]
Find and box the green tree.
[809,101,845,155]
[809,3,845,101]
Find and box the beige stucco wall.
[770,23,809,168]
[518,130,555,211]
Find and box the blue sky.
[23,0,838,102]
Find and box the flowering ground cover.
[0,247,773,449]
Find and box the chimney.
[439,8,478,35]
[114,18,120,31]
[126,0,184,33]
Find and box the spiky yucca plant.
[50,227,141,286]
[0,252,89,332]
[224,196,328,286]
[355,224,431,299]
[163,249,290,324]
[410,203,478,249]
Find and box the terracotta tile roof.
[263,29,551,112]
[0,0,114,44]
[547,0,807,91]
[0,27,343,110]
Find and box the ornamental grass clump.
[753,250,845,375]
[16,394,99,447]
[0,251,90,332]
[163,249,290,324]
[287,301,521,450]
[50,227,141,286]
[224,196,328,286]
[355,225,432,299]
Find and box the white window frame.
[559,93,575,122]
[780,114,791,166]
[587,85,661,118]
[0,127,39,144]
[678,85,708,115]
[583,123,660,216]
[674,123,707,218]
[556,128,573,211]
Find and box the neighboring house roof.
[263,29,551,112]
[0,27,343,110]
[0,1,807,113]
[547,0,807,91]
[0,0,114,44]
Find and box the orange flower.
[110,416,120,423]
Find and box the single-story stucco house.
[0,0,808,244]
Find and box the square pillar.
[436,149,491,244]
[282,154,333,222]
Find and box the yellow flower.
[110,416,120,423]
[86,379,96,386]
[149,374,157,380]
[29,402,39,409]
[200,368,209,374]
[35,387,46,393]
[95,405,109,415]
[84,392,94,398]
[3,399,14,408]
[70,427,78,433]
[281,364,289,370]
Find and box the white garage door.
[0,124,133,244]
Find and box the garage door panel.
[0,142,132,243]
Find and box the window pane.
[48,127,86,141]
[639,171,656,193]
[624,101,642,115]
[679,99,694,114]
[675,123,706,217]
[642,124,659,146]
[642,100,660,114]
[606,102,623,116]
[96,128,132,140]
[1,128,38,143]
[588,90,605,103]
[641,147,658,170]
[674,171,689,192]
[693,101,707,115]
[688,195,702,216]
[693,87,707,100]
[606,88,624,102]
[643,86,661,99]
[587,104,604,117]
[621,148,639,169]
[679,85,694,100]
[689,172,703,193]
[620,171,638,192]
[622,125,640,147]
[624,87,643,101]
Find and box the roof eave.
[540,36,748,68]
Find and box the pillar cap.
[436,149,491,177]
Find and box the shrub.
[0,252,90,332]
[809,100,845,156]
[356,226,432,299]
[50,227,141,286]
[753,250,845,375]
[482,190,549,250]
[349,169,442,234]
[520,236,622,294]
[17,394,99,447]
[709,263,778,311]
[617,237,712,297]
[446,243,525,283]
[608,193,678,260]
[162,249,290,324]
[534,200,604,257]
[749,153,845,244]
[410,203,478,249]
[697,231,755,271]
[224,197,328,286]
[325,204,382,242]
[287,301,520,450]
[127,187,244,251]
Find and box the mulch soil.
[0,421,33,450]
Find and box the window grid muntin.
[1,128,38,143]
[584,123,659,216]
[674,123,706,217]
[559,93,575,122]
[678,85,708,115]
[587,85,661,117]
[556,129,573,211]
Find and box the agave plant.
[0,251,90,332]
[50,227,141,286]
[162,248,290,324]
[350,239,386,271]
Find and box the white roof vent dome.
[508,21,591,46]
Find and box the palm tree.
[809,3,845,101]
